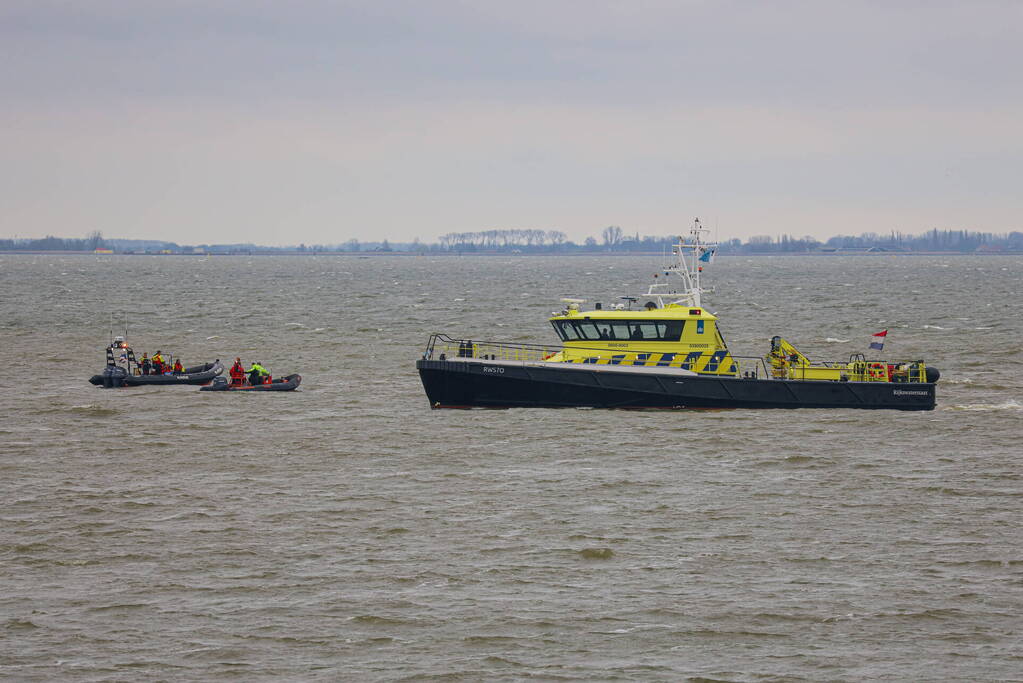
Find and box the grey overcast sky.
[2,0,1021,245]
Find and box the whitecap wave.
[949,400,1022,412]
[824,337,849,343]
[923,325,949,330]
[205,335,220,340]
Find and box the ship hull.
[416,359,936,410]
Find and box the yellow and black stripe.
[567,350,737,375]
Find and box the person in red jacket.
[172,359,184,374]
[229,358,245,386]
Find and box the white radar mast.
[645,217,716,308]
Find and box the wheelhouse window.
[551,320,684,342]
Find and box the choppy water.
[1,253,1021,681]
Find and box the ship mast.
[645,218,716,308]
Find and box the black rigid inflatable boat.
[89,334,225,387]
[200,374,302,392]
[90,361,224,387]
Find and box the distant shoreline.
[6,226,1019,256]
[2,249,1020,257]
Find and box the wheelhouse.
[547,303,737,375]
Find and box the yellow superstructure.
[546,301,739,376]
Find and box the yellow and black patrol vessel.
[417,220,939,410]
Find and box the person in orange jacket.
[172,358,184,374]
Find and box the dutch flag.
[869,330,887,352]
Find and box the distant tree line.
[3,227,1022,254]
[0,231,106,252]
[407,227,1023,254]
[437,229,567,250]
[819,229,1023,252]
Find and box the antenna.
[643,217,717,308]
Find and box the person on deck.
[140,353,151,375]
[172,359,184,374]
[229,358,246,386]
[248,361,269,386]
[152,351,164,374]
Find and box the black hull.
[200,374,302,392]
[89,362,224,387]
[417,359,936,410]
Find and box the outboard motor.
[209,376,229,391]
[101,365,127,388]
[925,366,940,383]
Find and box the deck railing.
[422,334,928,383]
[423,334,563,364]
